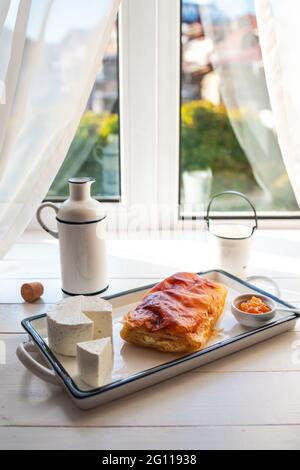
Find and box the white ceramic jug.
[36,177,108,296]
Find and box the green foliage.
[75,111,119,148]
[48,112,119,198]
[181,100,254,176]
[99,113,119,141]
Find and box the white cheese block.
[46,295,113,358]
[77,338,113,388]
[47,298,93,357]
[82,296,113,340]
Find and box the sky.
[185,0,256,19]
[5,0,106,43]
[5,0,256,44]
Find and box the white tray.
[17,270,298,410]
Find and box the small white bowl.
[231,293,277,328]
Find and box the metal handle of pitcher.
[205,191,258,236]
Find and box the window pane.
[47,23,120,200]
[180,0,299,214]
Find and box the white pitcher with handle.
[36,177,108,296]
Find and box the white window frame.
[28,0,300,234]
[118,0,182,231]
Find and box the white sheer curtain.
[0,0,120,257]
[255,0,300,206]
[199,0,297,210]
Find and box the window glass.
[180,0,298,213]
[47,23,120,200]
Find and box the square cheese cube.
[82,296,113,340]
[77,338,113,388]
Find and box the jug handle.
[206,191,258,236]
[36,203,59,239]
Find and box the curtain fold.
[0,0,32,159]
[0,0,11,90]
[0,0,121,257]
[255,0,300,206]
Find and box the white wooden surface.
[0,229,300,450]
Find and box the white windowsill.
[1,228,300,304]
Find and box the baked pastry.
[120,272,227,353]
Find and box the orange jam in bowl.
[239,296,271,315]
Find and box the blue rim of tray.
[21,269,298,400]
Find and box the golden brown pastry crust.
[120,272,227,353]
